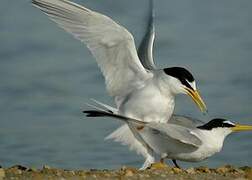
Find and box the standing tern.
[32,0,207,169]
[84,108,252,168]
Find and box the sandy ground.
[0,164,252,180]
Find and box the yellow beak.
[185,88,207,113]
[231,124,252,132]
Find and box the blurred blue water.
[0,0,252,169]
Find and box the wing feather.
[32,0,152,99]
[146,123,202,147]
[137,0,156,70]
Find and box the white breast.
[118,80,175,123]
[172,130,225,162]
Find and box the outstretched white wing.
[32,0,152,99]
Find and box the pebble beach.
[0,165,252,180]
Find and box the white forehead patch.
[186,80,196,90]
[223,120,235,126]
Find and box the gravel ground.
[0,164,251,180]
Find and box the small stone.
[160,173,167,178]
[125,169,134,177]
[90,168,97,172]
[153,171,160,175]
[69,170,75,176]
[234,168,244,174]
[149,162,169,170]
[224,165,234,169]
[16,165,27,171]
[10,165,27,172]
[43,165,51,170]
[215,165,238,174]
[197,167,211,173]
[56,171,62,176]
[8,167,22,175]
[216,166,230,174]
[0,169,5,179]
[240,166,251,171]
[138,174,145,178]
[121,166,127,171]
[16,169,22,175]
[28,167,37,172]
[172,167,183,174]
[145,174,150,178]
[244,169,252,179]
[168,170,174,174]
[104,173,111,177]
[186,167,196,174]
[121,166,137,177]
[92,174,97,178]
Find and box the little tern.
[32,0,207,169]
[84,108,252,169]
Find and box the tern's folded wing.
[32,0,152,99]
[145,123,202,148]
[169,115,205,129]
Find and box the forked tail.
[83,100,149,157]
[83,109,145,126]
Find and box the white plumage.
[84,106,252,166]
[32,0,207,169]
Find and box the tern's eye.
[181,79,194,90]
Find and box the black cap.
[197,118,235,130]
[163,67,194,89]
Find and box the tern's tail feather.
[86,99,118,114]
[105,124,149,157]
[83,100,149,157]
[90,99,118,113]
[84,110,148,156]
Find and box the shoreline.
[0,164,252,179]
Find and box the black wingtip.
[83,109,145,125]
[83,110,114,117]
[31,0,38,5]
[31,0,44,9]
[83,110,104,117]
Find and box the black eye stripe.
[180,78,193,90]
